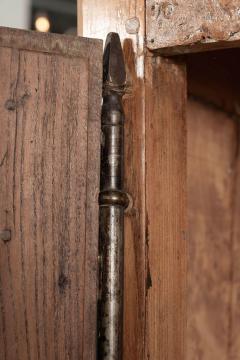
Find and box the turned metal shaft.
[98,33,128,360]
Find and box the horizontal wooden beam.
[153,39,240,56]
[146,0,240,54]
[0,26,102,57]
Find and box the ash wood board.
[187,99,240,359]
[0,27,102,360]
[146,0,240,54]
[145,56,187,360]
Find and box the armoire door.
[0,27,102,360]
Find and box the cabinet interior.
[187,48,240,359]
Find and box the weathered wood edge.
[0,26,103,58]
[146,0,240,55]
[82,32,102,359]
[148,39,240,56]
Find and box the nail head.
[0,229,11,242]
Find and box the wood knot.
[58,273,68,293]
[5,91,31,111]
[0,229,11,242]
[5,99,16,111]
[146,263,152,291]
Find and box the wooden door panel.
[0,27,102,360]
[145,56,187,360]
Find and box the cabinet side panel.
[145,56,187,360]
[187,99,237,360]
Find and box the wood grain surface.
[187,98,240,360]
[146,0,240,54]
[145,56,187,359]
[0,27,102,360]
[80,1,188,359]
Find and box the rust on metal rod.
[98,32,129,360]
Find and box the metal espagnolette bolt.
[98,32,129,360]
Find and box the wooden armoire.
[1,1,240,359]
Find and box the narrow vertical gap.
[6,48,20,360]
[143,56,149,360]
[227,116,240,359]
[19,51,31,360]
[81,59,90,360]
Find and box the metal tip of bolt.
[103,32,126,88]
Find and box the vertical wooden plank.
[80,2,187,359]
[83,36,103,360]
[145,56,187,359]
[187,99,237,360]
[0,29,102,360]
[122,47,146,359]
[0,46,20,360]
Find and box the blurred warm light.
[35,15,50,32]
